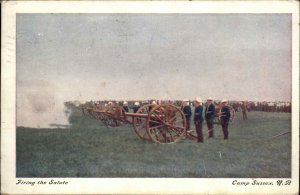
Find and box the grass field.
[16,108,291,178]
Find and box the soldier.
[193,97,204,143]
[132,102,140,113]
[149,101,157,112]
[220,99,231,140]
[123,101,129,112]
[241,101,248,120]
[205,97,215,138]
[182,99,192,130]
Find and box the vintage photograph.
[1,1,299,194]
[16,13,292,178]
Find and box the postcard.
[1,1,299,194]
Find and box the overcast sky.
[17,14,291,103]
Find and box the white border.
[1,1,299,194]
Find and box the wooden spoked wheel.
[94,112,106,121]
[146,104,186,144]
[103,106,124,127]
[132,104,157,140]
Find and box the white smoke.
[17,80,70,128]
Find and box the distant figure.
[149,101,157,112]
[220,100,231,140]
[108,101,113,107]
[205,97,215,138]
[133,102,140,113]
[182,99,192,130]
[242,101,248,120]
[193,97,204,143]
[142,100,149,106]
[123,101,129,112]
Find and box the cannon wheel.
[93,111,104,120]
[132,104,157,140]
[103,106,123,127]
[146,104,186,144]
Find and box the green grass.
[16,109,291,178]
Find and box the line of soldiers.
[80,99,291,114]
[122,101,158,113]
[181,97,231,143]
[251,101,291,113]
[231,101,291,113]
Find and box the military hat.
[195,97,203,103]
[221,99,228,103]
[207,97,213,101]
[182,99,189,102]
[134,102,140,106]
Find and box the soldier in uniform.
[193,97,204,143]
[133,102,140,113]
[182,99,192,130]
[220,99,231,140]
[205,97,215,138]
[122,101,129,112]
[149,101,157,112]
[242,101,248,120]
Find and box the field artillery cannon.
[81,104,198,144]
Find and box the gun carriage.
[81,104,199,144]
[80,102,235,144]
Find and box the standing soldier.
[122,101,129,112]
[242,101,248,120]
[182,99,192,130]
[133,102,140,113]
[149,101,157,112]
[193,97,204,143]
[220,100,231,140]
[205,97,215,138]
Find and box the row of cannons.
[81,104,235,144]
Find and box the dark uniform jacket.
[123,106,129,112]
[182,106,192,119]
[221,106,231,123]
[132,106,140,113]
[194,105,204,122]
[205,104,215,121]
